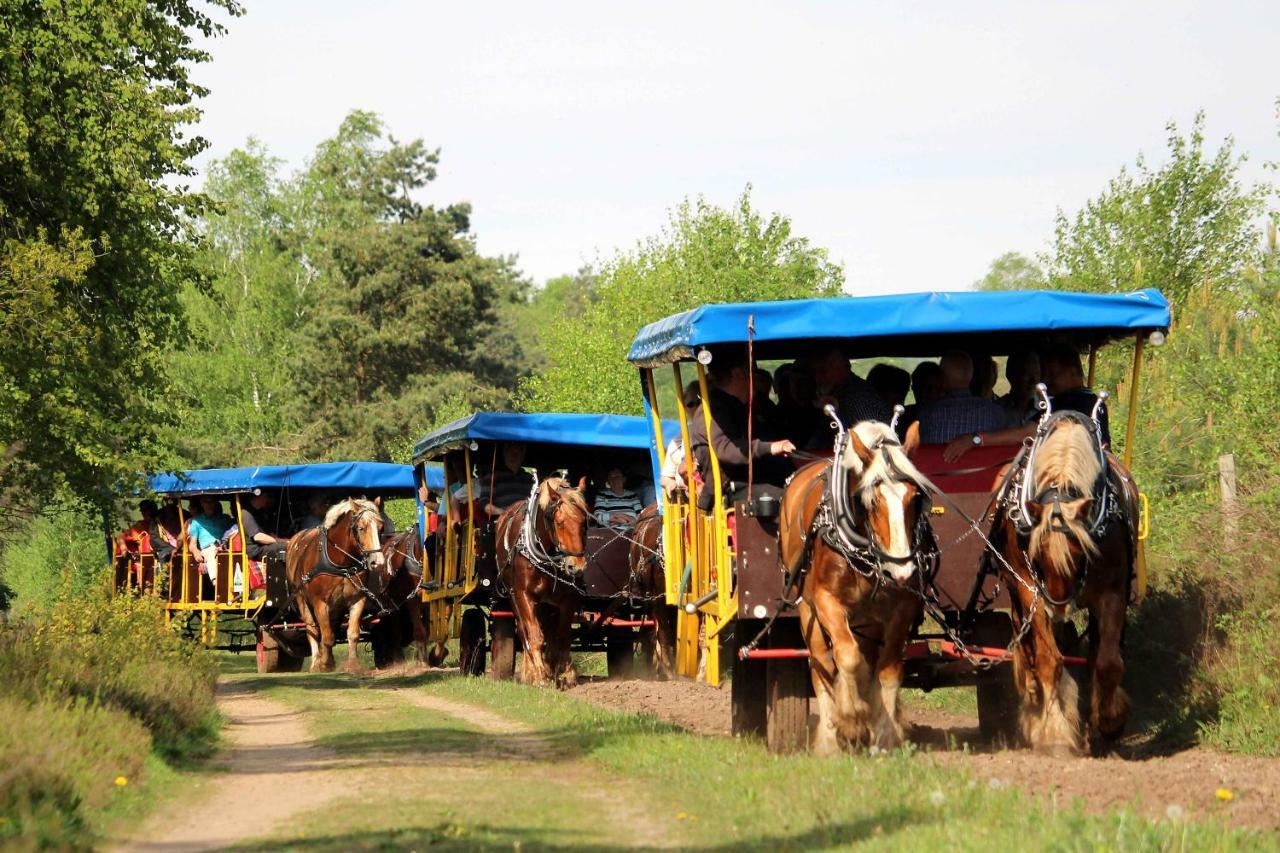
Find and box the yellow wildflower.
[114,776,128,787]
[1215,787,1234,802]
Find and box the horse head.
[1025,415,1103,581]
[840,421,932,585]
[537,476,591,572]
[324,497,386,571]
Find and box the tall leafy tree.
[287,112,528,459]
[1045,113,1266,308]
[0,0,239,513]
[974,251,1046,291]
[520,190,844,415]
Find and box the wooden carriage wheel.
[489,615,517,680]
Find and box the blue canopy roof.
[627,288,1171,365]
[413,412,672,462]
[149,461,441,496]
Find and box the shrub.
[0,508,108,613]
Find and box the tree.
[975,252,1045,291]
[1045,113,1266,308]
[520,189,844,415]
[286,112,529,460]
[0,0,240,513]
[508,267,598,371]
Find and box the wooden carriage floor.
[568,678,1280,832]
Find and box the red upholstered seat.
[911,444,1019,495]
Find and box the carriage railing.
[423,446,480,647]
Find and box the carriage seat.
[911,444,1019,495]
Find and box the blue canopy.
[627,288,1171,365]
[149,461,441,496]
[413,412,673,462]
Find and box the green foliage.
[974,251,1045,291]
[0,507,107,612]
[1045,113,1267,308]
[508,267,598,371]
[0,0,240,509]
[0,592,218,846]
[520,189,843,415]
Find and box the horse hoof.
[1033,742,1082,758]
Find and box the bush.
[0,590,219,846]
[0,508,108,613]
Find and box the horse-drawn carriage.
[627,288,1170,752]
[116,461,442,672]
[409,412,677,682]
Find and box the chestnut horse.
[629,503,677,678]
[495,476,591,688]
[285,498,386,672]
[779,420,937,754]
[989,411,1137,754]
[369,525,433,668]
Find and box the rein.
[509,477,590,591]
[300,505,395,615]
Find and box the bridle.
[811,405,939,586]
[512,476,590,575]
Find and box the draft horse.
[628,503,677,679]
[779,418,937,754]
[285,498,387,672]
[989,409,1137,754]
[495,477,591,688]
[368,524,434,668]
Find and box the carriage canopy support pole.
[1123,336,1145,468]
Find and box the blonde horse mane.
[1028,419,1102,575]
[536,477,589,515]
[323,497,378,529]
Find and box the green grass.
[225,660,1272,851]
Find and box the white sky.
[192,1,1278,294]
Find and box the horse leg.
[513,588,551,686]
[871,597,917,750]
[812,586,874,746]
[799,599,842,756]
[553,601,579,689]
[407,601,430,665]
[1021,611,1082,755]
[314,601,336,672]
[652,603,676,680]
[1090,589,1130,746]
[344,597,367,673]
[298,593,322,669]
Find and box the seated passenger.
[997,350,1041,421]
[688,350,794,511]
[452,441,535,521]
[372,495,396,536]
[660,438,696,500]
[116,499,157,558]
[775,359,824,447]
[899,360,943,439]
[942,344,1111,462]
[812,346,892,429]
[151,499,182,565]
[241,489,288,562]
[297,493,330,532]
[187,496,235,589]
[915,351,1012,444]
[970,354,999,401]
[594,467,642,528]
[867,363,911,409]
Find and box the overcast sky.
[192,1,1278,294]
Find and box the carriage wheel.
[729,624,767,739]
[256,628,304,674]
[489,615,517,680]
[971,611,1019,744]
[766,658,810,753]
[606,628,635,679]
[459,608,488,677]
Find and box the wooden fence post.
[1218,453,1239,548]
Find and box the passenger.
[593,467,643,528]
[116,500,157,557]
[970,354,999,401]
[899,360,943,439]
[297,493,330,532]
[453,441,535,520]
[241,489,289,562]
[753,367,778,418]
[187,496,235,589]
[867,363,911,409]
[811,346,892,429]
[776,359,824,447]
[152,499,182,565]
[688,350,794,511]
[998,350,1041,421]
[942,344,1110,461]
[660,438,694,500]
[914,351,1012,444]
